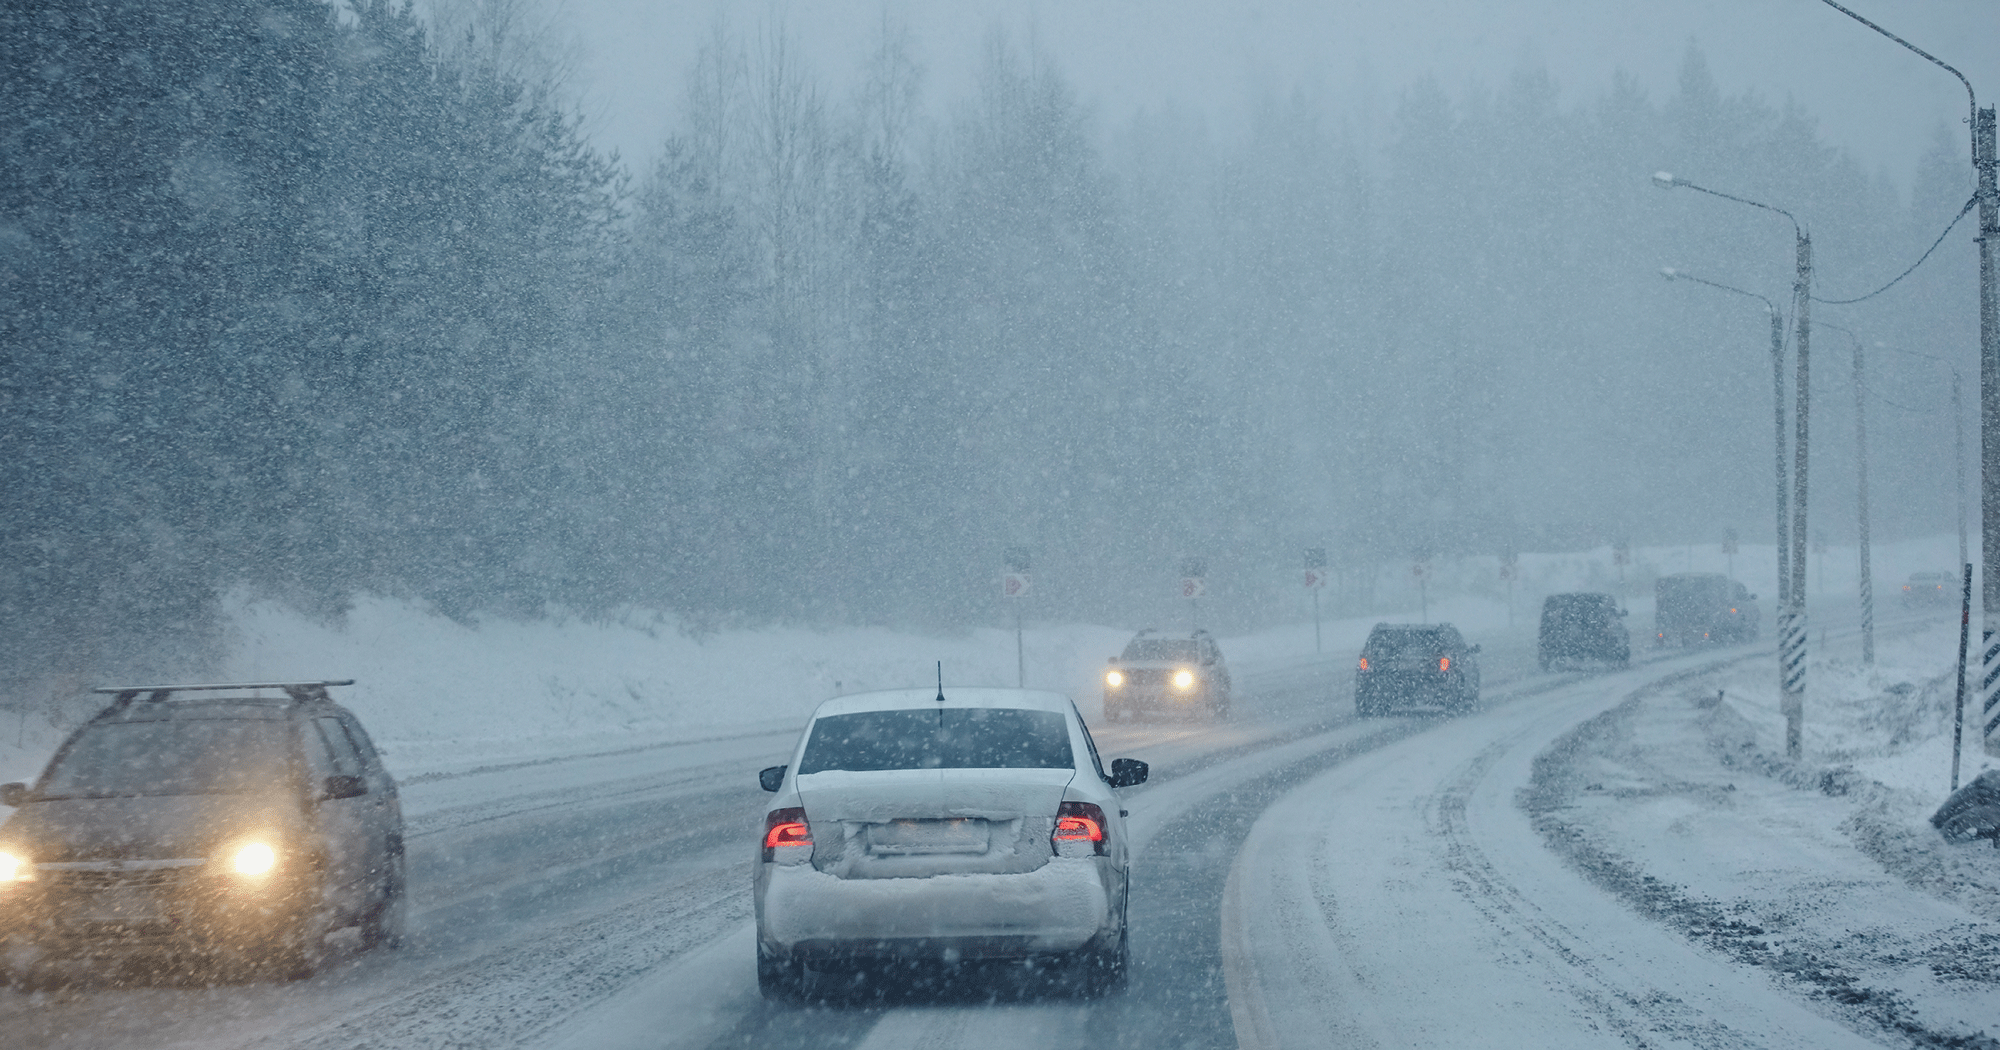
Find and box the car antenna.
[935,661,945,702]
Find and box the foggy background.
[0,0,1990,681]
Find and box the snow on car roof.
[811,687,1076,718]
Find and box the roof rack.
[91,680,355,708]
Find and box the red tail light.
[1439,656,1451,672]
[1358,656,1369,671]
[762,807,811,861]
[1052,801,1107,856]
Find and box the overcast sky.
[553,0,2000,190]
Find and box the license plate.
[73,890,171,925]
[866,818,991,855]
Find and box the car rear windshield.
[39,719,292,798]
[798,708,1074,773]
[1123,639,1197,661]
[1366,628,1450,655]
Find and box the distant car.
[0,681,405,982]
[1655,573,1759,646]
[1354,623,1481,716]
[1538,593,1630,670]
[1102,629,1231,721]
[754,688,1147,1000]
[1901,571,1956,608]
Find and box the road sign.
[1613,541,1631,566]
[1304,568,1326,589]
[1181,577,1206,599]
[1002,573,1030,598]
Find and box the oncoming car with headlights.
[0,681,405,981]
[1101,629,1231,721]
[753,687,1148,1000]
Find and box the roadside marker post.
[1305,547,1327,653]
[1181,556,1207,631]
[1003,547,1031,688]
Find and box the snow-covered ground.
[6,550,1999,1049]
[1532,622,2000,1049]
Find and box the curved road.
[0,613,1921,1050]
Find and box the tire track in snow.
[1227,648,1891,1050]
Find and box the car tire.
[757,945,802,1002]
[1538,655,1550,672]
[260,901,333,982]
[361,852,408,952]
[1076,927,1128,997]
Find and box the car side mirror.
[759,765,787,792]
[1619,608,1629,617]
[1469,644,1482,654]
[321,774,366,800]
[1109,758,1149,788]
[0,783,27,807]
[1749,594,1758,601]
[1107,657,1118,665]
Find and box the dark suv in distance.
[1654,573,1759,646]
[0,681,405,982]
[1537,593,1630,670]
[1354,624,1481,716]
[1901,571,1955,608]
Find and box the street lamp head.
[1652,171,1680,189]
[1660,267,1680,281]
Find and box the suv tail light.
[1439,656,1451,672]
[1052,801,1107,858]
[1358,656,1369,671]
[762,807,812,862]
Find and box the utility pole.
[1815,0,2000,765]
[1827,323,1875,664]
[1785,231,1813,758]
[1854,337,1874,664]
[1654,176,1810,757]
[1980,106,2000,757]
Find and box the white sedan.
[754,687,1148,999]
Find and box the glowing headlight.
[1172,670,1196,689]
[1105,671,1125,687]
[230,842,277,876]
[0,850,32,882]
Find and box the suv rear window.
[1123,639,1197,661]
[799,708,1074,773]
[1366,628,1452,656]
[40,719,292,798]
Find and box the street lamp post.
[1655,173,1812,757]
[1816,0,2000,757]
[1659,268,1791,617]
[1823,323,1875,664]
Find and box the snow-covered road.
[1226,650,1892,1049]
[5,614,1979,1050]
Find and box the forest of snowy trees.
[0,0,1982,677]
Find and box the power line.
[1813,196,1976,305]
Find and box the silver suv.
[0,681,405,982]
